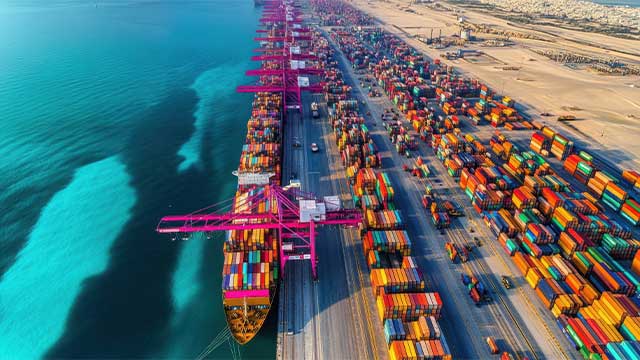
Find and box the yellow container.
[526,268,542,288]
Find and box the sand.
[351,0,640,168]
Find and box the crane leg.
[310,222,317,281]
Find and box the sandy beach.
[350,0,640,168]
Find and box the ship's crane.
[156,186,361,280]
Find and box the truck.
[462,273,486,306]
[445,242,468,263]
[558,114,576,122]
[445,242,458,262]
[486,337,499,354]
[442,200,463,217]
[311,102,319,118]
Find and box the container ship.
[223,92,283,344]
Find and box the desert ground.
[351,0,640,168]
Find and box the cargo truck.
[487,336,499,354]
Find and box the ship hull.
[223,289,276,344]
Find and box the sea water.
[590,0,640,7]
[0,1,275,358]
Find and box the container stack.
[564,154,595,184]
[529,131,550,156]
[222,250,276,291]
[363,231,412,255]
[587,171,616,198]
[370,268,426,295]
[602,182,628,212]
[571,248,639,295]
[512,186,537,210]
[600,233,640,259]
[317,34,456,360]
[377,293,443,321]
[550,133,573,160]
[620,199,640,226]
[384,316,442,343]
[622,170,640,193]
[226,229,277,251]
[376,172,396,205]
[365,209,404,230]
[557,229,593,257]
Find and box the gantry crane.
[156,186,361,279]
[236,0,323,114]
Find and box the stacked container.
[602,182,628,212]
[376,292,443,321]
[370,268,426,295]
[620,199,640,226]
[323,23,457,360]
[550,133,573,160]
[587,171,616,198]
[530,131,550,156]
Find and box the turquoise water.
[590,0,640,6]
[0,1,276,358]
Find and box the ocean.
[590,0,640,6]
[0,1,276,359]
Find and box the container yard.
[152,0,640,359]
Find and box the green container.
[579,151,593,162]
[506,239,519,253]
[534,154,546,166]
[517,212,532,225]
[590,352,603,360]
[574,252,591,273]
[577,162,594,176]
[626,199,640,212]
[578,347,590,360]
[548,267,562,281]
[566,325,584,349]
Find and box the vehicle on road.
[293,138,301,148]
[311,102,319,118]
[486,336,499,354]
[311,143,319,152]
[558,114,577,121]
[502,276,512,289]
[284,178,300,190]
[474,237,483,247]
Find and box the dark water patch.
[44,87,217,358]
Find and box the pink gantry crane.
[156,186,361,280]
[236,0,323,114]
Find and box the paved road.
[323,28,578,360]
[277,92,388,360]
